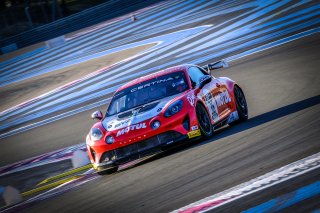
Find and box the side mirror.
[199,75,212,89]
[202,59,229,75]
[91,111,103,120]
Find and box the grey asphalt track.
[21,31,320,212]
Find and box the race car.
[86,60,248,174]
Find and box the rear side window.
[187,66,208,86]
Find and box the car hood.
[102,94,181,132]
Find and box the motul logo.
[116,122,147,137]
[216,90,231,107]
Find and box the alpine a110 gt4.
[86,60,248,174]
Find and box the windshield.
[107,71,189,116]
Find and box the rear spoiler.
[202,59,229,75]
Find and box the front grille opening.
[100,150,116,163]
[139,136,160,152]
[90,148,96,162]
[157,131,183,143]
[115,143,138,159]
[100,131,184,163]
[182,115,190,131]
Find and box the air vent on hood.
[118,111,133,119]
[117,101,160,119]
[139,101,159,113]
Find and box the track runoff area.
[0,0,320,212]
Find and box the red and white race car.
[86,60,248,174]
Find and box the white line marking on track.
[172,152,320,213]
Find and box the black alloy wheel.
[230,85,248,126]
[196,103,213,138]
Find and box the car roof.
[117,64,193,91]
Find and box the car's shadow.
[116,95,320,173]
[200,94,320,145]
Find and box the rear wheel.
[196,103,213,138]
[230,85,248,126]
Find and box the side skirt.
[213,111,239,130]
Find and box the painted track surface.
[215,168,320,212]
[0,0,319,212]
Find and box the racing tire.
[97,167,118,175]
[229,85,248,126]
[196,103,213,138]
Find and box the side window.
[187,66,208,86]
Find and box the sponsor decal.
[187,93,196,106]
[130,77,174,92]
[191,125,199,131]
[216,90,231,107]
[116,122,147,137]
[203,89,231,122]
[204,91,219,121]
[114,119,131,128]
[187,129,201,138]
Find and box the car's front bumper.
[92,130,189,172]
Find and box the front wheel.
[196,103,213,138]
[230,85,248,126]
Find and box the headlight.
[151,120,161,129]
[86,135,90,144]
[90,128,103,141]
[164,100,183,117]
[106,135,115,144]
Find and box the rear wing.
[202,59,229,75]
